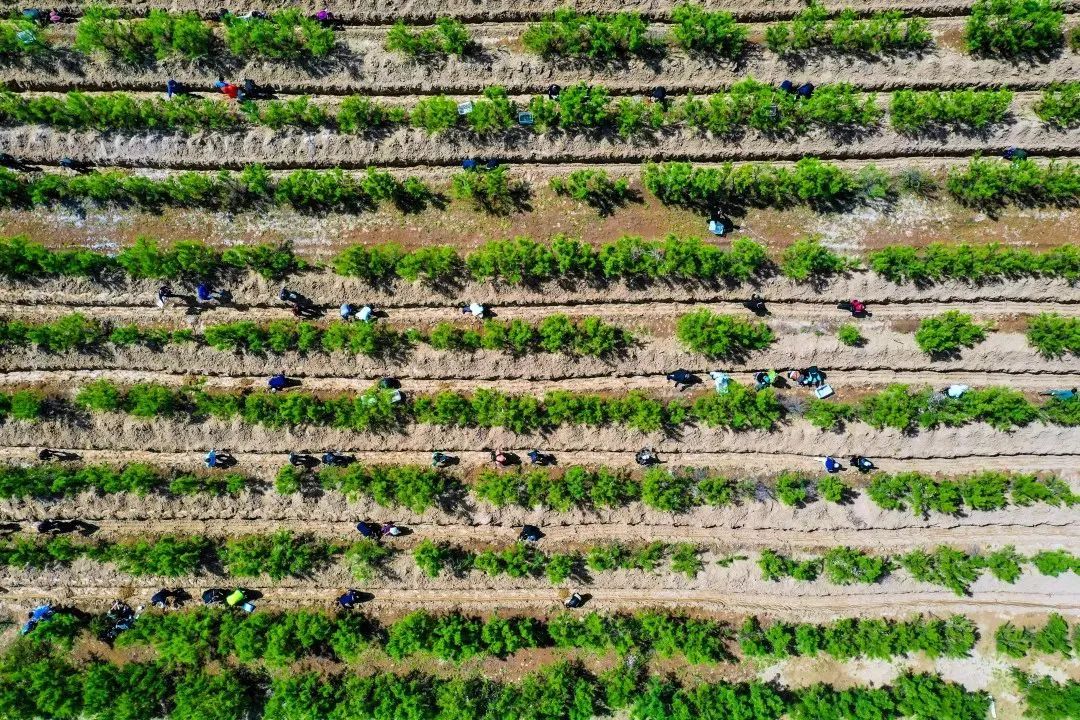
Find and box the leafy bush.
[1027,313,1080,357]
[965,0,1063,56]
[867,471,1076,515]
[816,475,848,503]
[775,472,811,507]
[223,9,335,59]
[522,9,655,59]
[221,531,333,580]
[890,89,1014,133]
[669,4,747,58]
[836,323,864,347]
[780,236,856,281]
[0,18,50,55]
[386,18,470,56]
[868,242,1080,284]
[765,3,931,55]
[914,311,989,356]
[450,165,522,215]
[75,7,211,62]
[550,170,634,216]
[947,156,1080,210]
[670,544,703,578]
[675,309,774,359]
[1035,82,1080,128]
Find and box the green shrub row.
[0,624,992,720]
[805,383,1080,432]
[867,242,1080,283]
[412,538,703,583]
[867,471,1077,515]
[765,2,932,55]
[386,18,469,57]
[0,235,302,280]
[1034,82,1080,128]
[1027,312,1080,358]
[6,81,1029,138]
[0,461,252,499]
[0,165,435,214]
[1011,671,1080,720]
[74,6,334,61]
[760,545,1079,595]
[674,309,775,359]
[74,6,211,61]
[738,614,976,660]
[335,234,769,286]
[995,613,1076,658]
[0,530,354,580]
[0,18,49,54]
[668,4,747,58]
[0,313,194,353]
[946,156,1080,210]
[7,234,1078,289]
[643,159,893,211]
[522,9,656,59]
[889,89,1013,133]
[913,310,990,356]
[65,378,785,432]
[964,0,1063,57]
[20,379,1079,434]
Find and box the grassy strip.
[995,613,1074,658]
[0,312,632,358]
[5,235,1078,286]
[759,545,1079,595]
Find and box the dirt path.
[3,18,1078,97]
[3,415,1077,460]
[4,274,1079,313]
[4,116,1077,170]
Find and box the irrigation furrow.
[2,446,1076,476]
[2,584,1077,620]
[4,118,1079,170]
[2,416,1078,460]
[3,278,1079,312]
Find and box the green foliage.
[0,461,250,499]
[223,9,335,59]
[816,475,848,503]
[866,471,1076,515]
[317,464,457,513]
[1027,313,1080,357]
[75,7,211,61]
[1036,82,1080,128]
[345,539,392,582]
[914,311,989,356]
[891,89,1014,133]
[450,165,522,215]
[643,158,892,212]
[741,615,976,660]
[947,156,1080,210]
[427,315,629,357]
[897,547,986,596]
[836,323,865,347]
[965,0,1063,56]
[780,236,856,281]
[221,531,334,580]
[868,242,1080,284]
[669,4,747,58]
[0,18,50,55]
[675,309,774,359]
[670,543,703,578]
[522,9,655,59]
[765,3,931,55]
[0,90,240,134]
[386,18,470,56]
[551,170,634,216]
[775,472,812,507]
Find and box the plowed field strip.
[1,585,1076,619]
[3,417,1077,460]
[1,446,1074,475]
[3,368,1075,393]
[5,120,1078,170]
[17,519,1075,550]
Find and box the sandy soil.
[4,115,1078,170]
